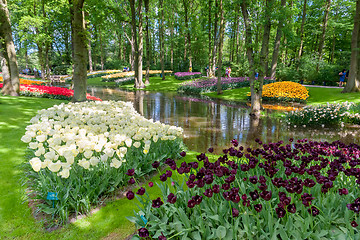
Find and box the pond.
[88,86,360,154]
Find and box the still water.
[88,86,360,153]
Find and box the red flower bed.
[0,83,101,101]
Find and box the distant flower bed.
[174,72,202,80]
[0,83,101,101]
[249,81,309,103]
[22,101,184,223]
[102,70,173,82]
[285,102,360,127]
[0,76,46,85]
[64,70,123,83]
[127,139,360,239]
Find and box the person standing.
[228,66,231,78]
[339,69,346,87]
[225,67,229,78]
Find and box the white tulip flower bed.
[22,101,183,222]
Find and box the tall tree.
[270,0,286,80]
[144,0,150,84]
[0,0,19,96]
[129,0,145,88]
[298,0,307,60]
[69,0,88,102]
[183,0,192,71]
[342,0,360,93]
[216,0,224,95]
[317,0,331,71]
[159,0,165,80]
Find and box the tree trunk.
[99,27,104,70]
[211,0,219,76]
[160,0,165,80]
[137,0,144,87]
[298,0,307,59]
[342,0,360,93]
[217,0,224,95]
[170,20,174,71]
[208,0,212,73]
[234,9,240,64]
[241,0,259,116]
[270,0,286,80]
[317,0,331,72]
[88,39,93,72]
[259,0,273,97]
[70,0,88,102]
[145,0,150,84]
[183,0,192,70]
[0,0,19,96]
[0,41,12,95]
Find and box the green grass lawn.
[87,77,117,87]
[203,86,360,105]
[0,94,198,239]
[114,76,189,92]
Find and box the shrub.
[127,139,360,239]
[21,101,184,223]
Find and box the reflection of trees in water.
[88,87,360,152]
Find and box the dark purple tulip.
[186,180,195,188]
[304,179,316,188]
[351,220,358,227]
[180,151,186,157]
[231,139,239,147]
[208,147,214,153]
[193,195,203,205]
[225,175,235,184]
[213,184,220,193]
[148,182,154,187]
[222,183,230,190]
[152,197,164,208]
[249,190,260,201]
[260,190,272,201]
[259,176,267,183]
[339,188,349,195]
[125,168,135,176]
[167,193,177,204]
[128,177,136,184]
[152,161,160,169]
[126,191,135,200]
[308,206,320,216]
[241,194,247,201]
[138,227,149,237]
[259,183,268,191]
[166,170,172,178]
[136,187,145,196]
[287,203,296,213]
[254,204,263,212]
[249,176,258,184]
[159,174,167,182]
[158,233,167,240]
[187,199,196,208]
[276,207,286,218]
[232,208,239,217]
[204,188,213,198]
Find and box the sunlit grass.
[0,94,198,239]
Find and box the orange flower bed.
[248,81,309,103]
[0,76,46,85]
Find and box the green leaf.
[216,226,227,238]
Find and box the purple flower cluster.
[174,72,202,77]
[181,77,248,89]
[126,139,360,238]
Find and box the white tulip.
[30,157,42,172]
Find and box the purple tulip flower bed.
[174,72,202,80]
[126,138,360,239]
[178,77,273,95]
